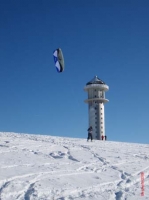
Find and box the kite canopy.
[53,48,64,72]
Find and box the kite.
[53,48,64,73]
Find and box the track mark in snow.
[64,146,80,162]
[134,154,149,160]
[68,154,79,162]
[90,152,110,166]
[132,166,149,177]
[0,144,9,148]
[4,141,9,143]
[115,191,123,200]
[56,181,119,200]
[49,147,80,162]
[0,181,10,200]
[80,145,91,150]
[24,183,35,200]
[113,166,149,199]
[49,151,66,159]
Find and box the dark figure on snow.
[105,135,107,140]
[101,135,104,140]
[87,126,93,142]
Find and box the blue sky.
[0,0,149,144]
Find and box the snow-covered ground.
[0,132,149,200]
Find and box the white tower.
[84,76,109,140]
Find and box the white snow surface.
[0,132,149,200]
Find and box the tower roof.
[86,76,105,85]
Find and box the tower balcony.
[84,84,109,92]
[84,97,109,104]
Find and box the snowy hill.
[0,132,149,200]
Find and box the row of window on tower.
[94,89,105,98]
[94,102,104,138]
[94,101,103,104]
[94,95,103,98]
[94,111,104,139]
[95,112,102,115]
[95,121,103,124]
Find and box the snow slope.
[0,132,149,200]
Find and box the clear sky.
[0,0,149,144]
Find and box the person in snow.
[87,126,93,142]
[101,135,104,140]
[105,135,107,140]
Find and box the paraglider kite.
[53,48,64,73]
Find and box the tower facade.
[84,76,109,140]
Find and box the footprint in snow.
[49,151,66,159]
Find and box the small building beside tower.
[84,76,109,140]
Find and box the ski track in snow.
[0,132,149,200]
